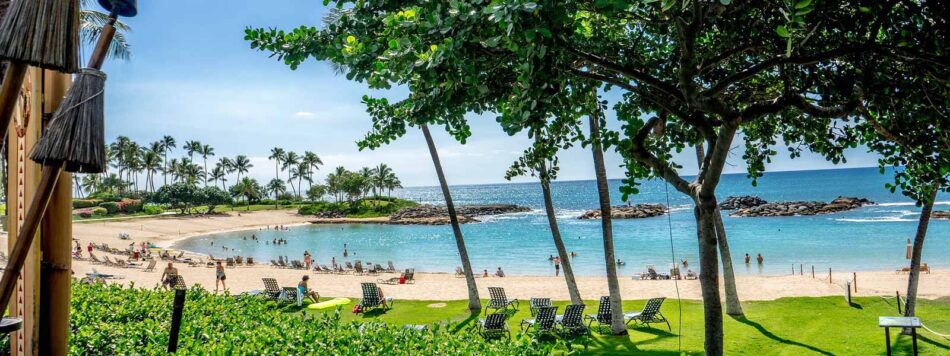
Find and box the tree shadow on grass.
[451,311,480,333]
[733,316,833,355]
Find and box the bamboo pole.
[39,70,72,355]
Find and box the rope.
[878,295,950,338]
[663,181,683,353]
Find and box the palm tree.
[183,140,201,160]
[199,144,215,187]
[266,178,286,206]
[232,155,253,183]
[268,147,286,188]
[282,152,300,197]
[587,100,626,335]
[81,174,100,196]
[233,177,261,211]
[358,167,374,201]
[302,151,323,190]
[79,0,132,61]
[167,158,181,183]
[141,149,162,193]
[384,175,401,198]
[325,166,348,202]
[160,135,176,185]
[209,165,227,191]
[420,124,480,312]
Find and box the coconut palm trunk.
[695,145,743,316]
[903,185,938,334]
[421,124,480,312]
[538,159,583,305]
[587,110,626,335]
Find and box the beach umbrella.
[0,0,137,316]
[0,0,81,145]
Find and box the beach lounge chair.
[226,258,236,268]
[354,262,365,275]
[359,283,392,311]
[922,263,931,274]
[529,297,553,317]
[624,297,670,330]
[520,306,558,338]
[143,259,157,272]
[270,259,279,268]
[247,257,254,266]
[557,304,589,337]
[404,268,416,284]
[485,287,519,315]
[387,261,396,273]
[585,296,613,332]
[278,259,288,268]
[374,264,385,275]
[345,261,354,272]
[89,253,103,265]
[262,278,282,300]
[476,313,511,340]
[455,266,465,278]
[235,256,244,265]
[102,255,116,267]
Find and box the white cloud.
[294,111,315,119]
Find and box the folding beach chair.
[529,297,552,317]
[585,296,613,332]
[557,304,589,337]
[280,287,298,303]
[484,287,519,315]
[520,306,558,339]
[262,278,282,300]
[143,259,157,272]
[359,283,392,311]
[476,313,511,340]
[624,297,670,330]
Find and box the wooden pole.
[829,268,832,283]
[39,70,72,355]
[812,265,815,278]
[0,63,29,142]
[896,291,902,314]
[800,264,802,275]
[853,272,857,293]
[168,289,186,353]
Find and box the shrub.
[63,283,551,354]
[91,207,108,216]
[277,193,295,201]
[143,204,164,215]
[98,202,119,214]
[117,199,143,214]
[75,208,95,218]
[72,199,102,209]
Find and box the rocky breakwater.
[718,196,768,210]
[389,204,531,225]
[731,196,873,217]
[933,211,950,220]
[578,204,666,219]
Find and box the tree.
[269,147,286,189]
[246,2,943,352]
[231,177,262,210]
[183,140,201,160]
[283,151,301,198]
[209,165,227,191]
[307,184,327,202]
[141,149,162,193]
[303,151,323,190]
[199,144,215,187]
[232,155,253,183]
[196,186,232,214]
[152,183,199,214]
[160,135,176,185]
[267,178,287,206]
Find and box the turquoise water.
[174,167,949,276]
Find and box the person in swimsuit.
[215,261,226,292]
[161,263,178,290]
[554,256,561,276]
[297,275,320,306]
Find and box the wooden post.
[6,68,42,356]
[168,289,186,353]
[829,268,832,283]
[853,272,857,293]
[800,264,802,275]
[811,265,815,278]
[39,70,72,355]
[792,264,794,275]
[896,291,902,314]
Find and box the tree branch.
[566,46,685,102]
[629,117,693,195]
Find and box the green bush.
[64,283,550,354]
[117,199,143,214]
[143,204,164,215]
[72,199,102,209]
[98,202,119,214]
[91,207,108,216]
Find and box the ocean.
[173,167,949,276]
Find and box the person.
[483,269,489,278]
[377,285,390,308]
[548,254,554,261]
[616,258,625,266]
[744,253,751,264]
[756,253,763,264]
[343,244,349,258]
[495,267,505,278]
[554,256,561,276]
[331,256,337,268]
[570,251,577,258]
[161,263,178,290]
[297,275,320,306]
[304,251,312,270]
[681,259,688,269]
[87,242,93,255]
[215,261,226,292]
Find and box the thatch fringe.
[30,68,106,173]
[0,0,80,73]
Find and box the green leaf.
[776,26,790,38]
[794,0,812,9]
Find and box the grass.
[217,203,307,212]
[299,296,950,355]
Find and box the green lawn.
[304,296,950,355]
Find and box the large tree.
[246,1,942,353]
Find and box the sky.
[96,0,883,188]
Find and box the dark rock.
[932,211,950,220]
[719,196,768,210]
[578,204,666,219]
[731,196,873,217]
[312,210,346,219]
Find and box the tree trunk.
[695,199,724,355]
[903,186,938,334]
[421,124,480,312]
[539,160,583,305]
[695,145,743,316]
[587,112,627,335]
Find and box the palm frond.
[80,9,132,61]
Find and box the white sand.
[7,210,950,301]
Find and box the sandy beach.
[5,210,949,301]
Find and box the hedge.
[72,199,102,209]
[98,202,119,214]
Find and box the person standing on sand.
[554,256,561,276]
[215,261,226,292]
[745,253,751,264]
[495,267,505,277]
[161,263,178,290]
[483,269,489,278]
[304,251,312,270]
[756,253,763,264]
[87,242,93,255]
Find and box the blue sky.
[97,0,881,187]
